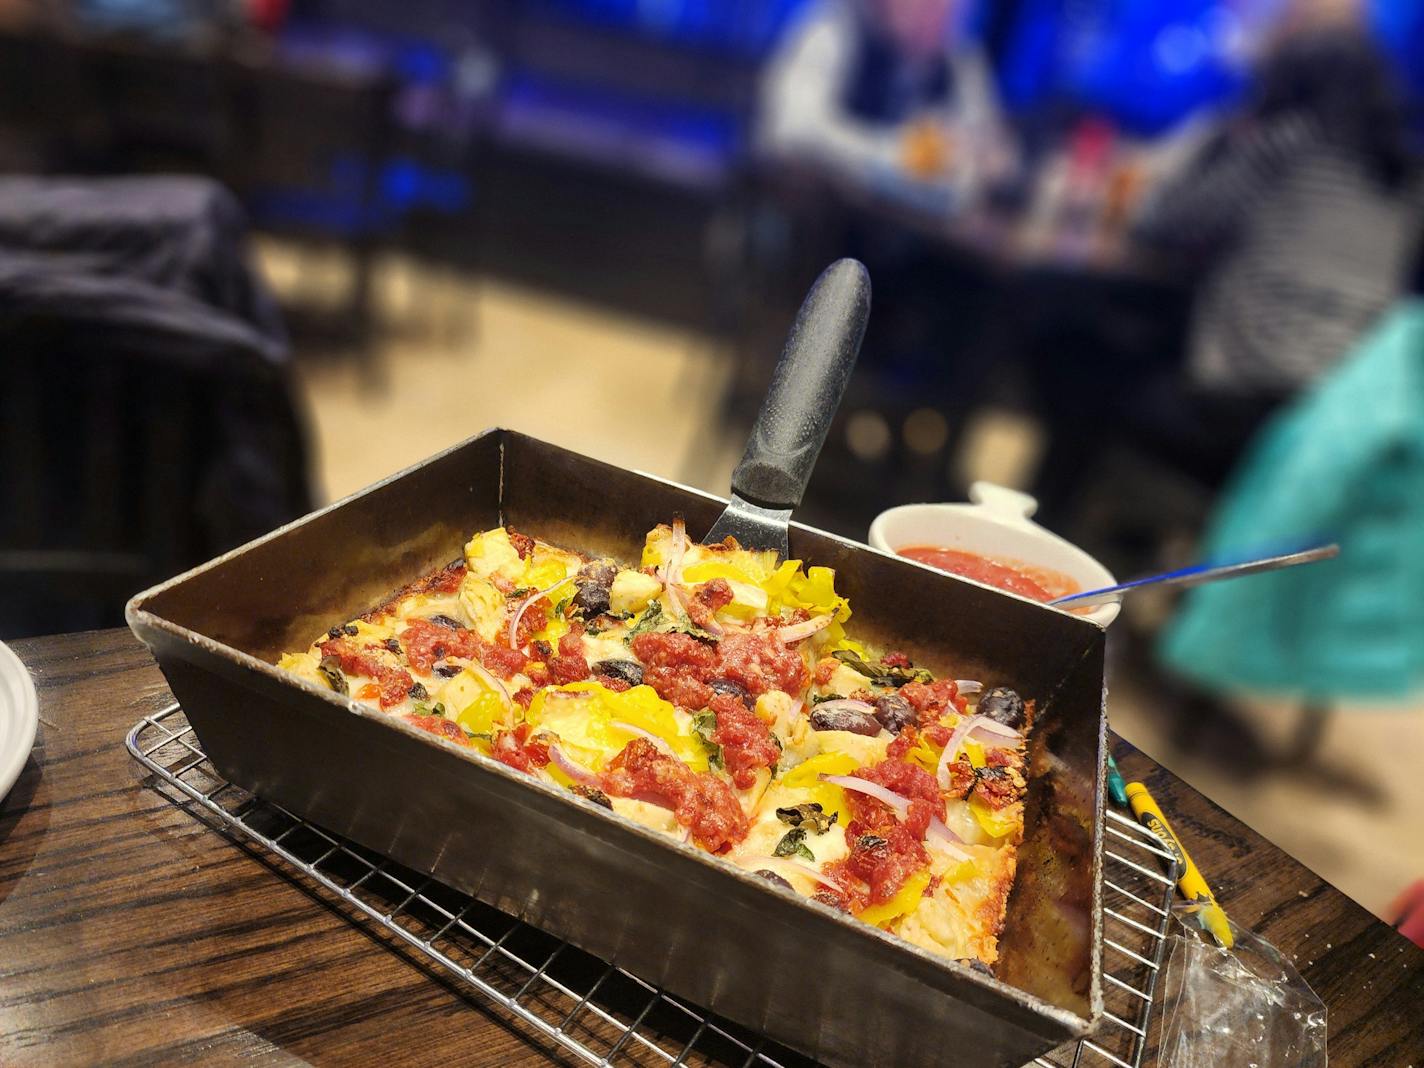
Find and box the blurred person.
[754,0,1017,436]
[758,0,1013,193]
[1134,0,1422,410]
[1027,0,1422,528]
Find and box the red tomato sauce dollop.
[897,547,1078,603]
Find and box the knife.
[703,258,871,558]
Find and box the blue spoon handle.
[1050,544,1340,608]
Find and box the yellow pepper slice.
[434,668,509,737]
[942,858,978,884]
[970,799,1021,840]
[526,682,708,772]
[857,870,932,927]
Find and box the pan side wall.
[137,432,504,662]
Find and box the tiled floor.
[266,241,1423,925]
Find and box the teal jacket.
[1160,302,1424,700]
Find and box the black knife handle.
[731,258,870,511]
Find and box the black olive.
[978,687,1026,729]
[975,765,1010,782]
[754,869,794,890]
[429,614,464,631]
[592,659,644,687]
[855,834,888,852]
[326,625,343,639]
[809,706,882,737]
[342,623,360,636]
[571,784,613,809]
[531,640,553,660]
[571,583,611,619]
[409,682,428,701]
[578,560,617,588]
[707,678,754,709]
[383,638,402,654]
[872,693,916,734]
[434,662,462,678]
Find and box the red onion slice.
[549,744,601,788]
[610,721,679,757]
[661,517,726,636]
[937,714,988,788]
[812,698,875,716]
[753,857,844,892]
[967,727,1020,752]
[776,614,834,645]
[664,517,688,587]
[927,816,972,861]
[820,774,912,818]
[968,718,1020,739]
[507,575,575,650]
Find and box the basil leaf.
[622,600,719,644]
[775,802,836,834]
[773,827,815,861]
[624,600,665,641]
[832,650,933,687]
[692,710,723,769]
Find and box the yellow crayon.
[1125,781,1234,949]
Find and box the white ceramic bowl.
[0,639,38,803]
[868,482,1120,628]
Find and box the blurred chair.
[0,175,312,639]
[85,37,238,175]
[0,25,93,172]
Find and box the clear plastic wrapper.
[1159,904,1327,1067]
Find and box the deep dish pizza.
[278,520,1034,968]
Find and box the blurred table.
[0,629,1419,1065]
[753,158,1178,285]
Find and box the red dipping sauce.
[898,546,1079,603]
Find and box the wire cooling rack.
[127,702,1178,1068]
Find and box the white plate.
[0,640,38,803]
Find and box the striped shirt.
[1137,117,1424,395]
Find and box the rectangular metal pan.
[127,427,1107,1068]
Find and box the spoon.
[1050,544,1340,608]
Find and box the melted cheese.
[283,521,1032,969]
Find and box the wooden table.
[2,630,1419,1066]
